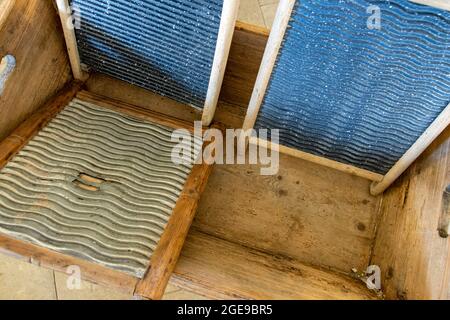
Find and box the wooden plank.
[410,0,450,11]
[193,151,382,274]
[86,73,201,122]
[76,90,203,133]
[0,81,83,170]
[0,233,138,294]
[86,71,246,130]
[135,161,213,300]
[252,137,384,182]
[55,0,88,80]
[371,103,450,195]
[241,0,295,133]
[0,0,72,141]
[171,229,378,300]
[371,127,450,300]
[219,22,269,110]
[234,20,270,37]
[202,0,240,126]
[439,186,450,238]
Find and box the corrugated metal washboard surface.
[255,0,450,175]
[0,98,202,277]
[70,0,224,109]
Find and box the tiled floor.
[0,1,279,301]
[239,0,280,29]
[0,253,206,300]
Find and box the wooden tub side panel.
[371,128,450,300]
[0,0,72,141]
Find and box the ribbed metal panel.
[255,0,450,174]
[0,99,202,277]
[70,0,224,108]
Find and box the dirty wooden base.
[171,228,377,300]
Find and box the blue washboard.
[255,0,450,175]
[70,0,224,109]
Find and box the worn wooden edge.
[235,20,270,37]
[439,186,450,238]
[0,0,14,30]
[202,0,240,126]
[371,102,450,195]
[250,137,384,182]
[0,81,84,170]
[0,233,138,293]
[135,158,213,300]
[76,90,207,134]
[55,0,88,81]
[410,0,450,11]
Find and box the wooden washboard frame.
[55,0,240,127]
[0,82,213,300]
[0,0,14,29]
[242,0,450,196]
[410,0,450,11]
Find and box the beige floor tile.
[238,0,265,27]
[258,0,279,6]
[261,3,279,29]
[0,254,57,300]
[52,270,207,300]
[52,275,209,300]
[53,272,132,300]
[0,252,211,300]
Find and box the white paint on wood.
[202,0,240,126]
[410,0,450,11]
[56,0,88,81]
[241,0,296,132]
[0,55,15,95]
